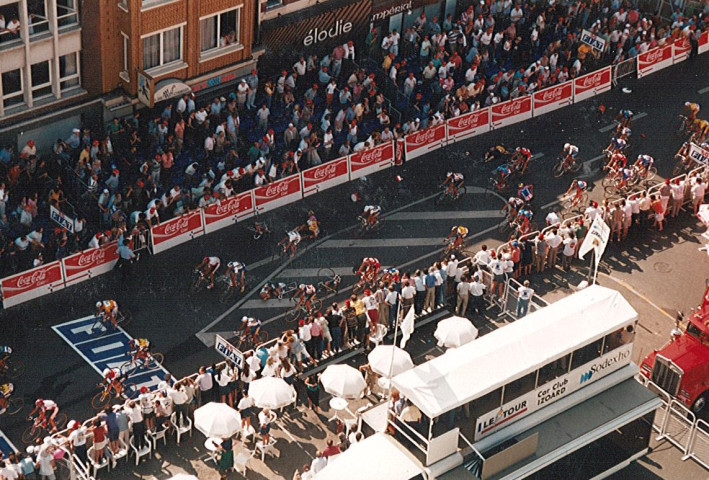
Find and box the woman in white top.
[216,365,232,405]
[240,363,256,394]
[261,357,279,378]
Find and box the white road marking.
[598,112,647,132]
[699,86,709,94]
[91,342,124,355]
[388,210,505,221]
[240,299,294,310]
[278,267,359,278]
[318,238,443,249]
[70,319,100,335]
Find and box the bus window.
[571,338,604,370]
[537,354,571,387]
[502,371,537,404]
[603,325,635,354]
[468,387,503,419]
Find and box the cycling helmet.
[308,210,315,216]
[242,316,249,322]
[96,301,102,308]
[564,143,570,150]
[446,171,453,177]
[518,183,524,188]
[298,284,305,289]
[35,399,43,407]
[516,147,521,152]
[227,262,234,269]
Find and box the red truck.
[640,283,709,414]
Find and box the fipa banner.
[254,175,302,214]
[151,210,205,254]
[302,156,350,197]
[1,261,65,309]
[573,66,612,102]
[532,81,573,116]
[403,124,446,161]
[637,45,673,78]
[446,108,490,143]
[490,96,532,130]
[348,142,394,180]
[202,191,255,234]
[62,241,119,287]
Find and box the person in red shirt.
[92,418,107,464]
[322,438,340,458]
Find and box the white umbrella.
[367,345,414,378]
[193,402,241,438]
[320,364,366,399]
[434,315,479,348]
[249,377,297,409]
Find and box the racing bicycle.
[234,328,270,351]
[286,296,323,323]
[90,310,131,337]
[552,155,583,177]
[120,349,164,376]
[631,164,658,184]
[352,272,376,296]
[561,192,589,214]
[0,352,25,379]
[672,154,696,176]
[435,183,464,205]
[675,114,694,138]
[22,412,68,444]
[355,216,385,237]
[0,384,23,415]
[316,268,342,296]
[245,221,272,240]
[91,378,137,410]
[219,275,251,304]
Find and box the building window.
[266,0,282,9]
[2,69,24,108]
[56,0,79,28]
[120,32,130,81]
[59,52,80,91]
[200,8,240,53]
[28,0,50,36]
[0,3,22,45]
[142,26,182,71]
[31,61,52,99]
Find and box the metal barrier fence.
[612,57,637,85]
[685,419,709,469]
[498,277,550,321]
[658,399,695,455]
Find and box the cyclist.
[684,102,701,122]
[95,300,119,329]
[305,211,321,239]
[606,136,627,156]
[634,154,655,179]
[562,143,579,165]
[615,109,634,129]
[0,346,12,374]
[512,147,532,174]
[29,398,60,433]
[260,282,287,300]
[565,179,588,206]
[692,118,709,143]
[362,205,382,228]
[517,183,534,203]
[282,229,302,258]
[492,164,512,190]
[239,316,262,342]
[442,172,465,198]
[100,367,127,396]
[484,144,509,163]
[227,261,247,293]
[380,267,400,285]
[516,207,533,234]
[127,337,150,357]
[195,256,221,289]
[445,225,469,250]
[605,152,627,172]
[355,257,381,283]
[294,283,317,310]
[615,167,635,190]
[0,383,13,414]
[503,196,525,220]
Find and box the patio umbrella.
[320,364,366,399]
[434,315,479,348]
[249,377,297,409]
[193,402,241,438]
[367,345,414,378]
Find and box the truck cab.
[640,284,709,414]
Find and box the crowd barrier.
[2,31,709,309]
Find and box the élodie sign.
[62,241,119,287]
[573,66,612,102]
[202,191,255,235]
[404,124,446,161]
[474,343,632,440]
[151,210,205,255]
[254,175,302,214]
[349,142,395,180]
[302,156,350,197]
[532,81,573,116]
[446,107,490,143]
[1,261,65,309]
[490,96,532,130]
[637,45,673,79]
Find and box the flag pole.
[387,299,402,400]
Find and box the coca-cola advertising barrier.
[151,210,205,255]
[672,37,692,63]
[1,261,65,309]
[446,108,490,143]
[490,96,532,130]
[202,191,255,235]
[301,156,349,197]
[403,124,446,161]
[637,45,673,79]
[573,66,612,102]
[700,31,709,55]
[532,81,573,116]
[349,141,395,180]
[253,175,302,214]
[62,241,119,287]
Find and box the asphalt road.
[1,51,709,478]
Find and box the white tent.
[392,285,638,419]
[314,433,423,480]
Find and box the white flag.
[399,306,416,349]
[577,215,610,269]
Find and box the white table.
[204,437,222,464]
[328,397,349,423]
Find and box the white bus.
[335,286,662,480]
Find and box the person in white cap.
[36,438,56,479]
[67,419,88,462]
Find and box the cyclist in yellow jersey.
[95,300,119,329]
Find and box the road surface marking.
[91,342,124,355]
[74,332,123,347]
[70,321,99,335]
[319,238,444,249]
[699,86,709,94]
[388,210,505,221]
[598,112,647,132]
[278,267,359,278]
[239,299,294,309]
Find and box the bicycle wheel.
[120,360,136,376]
[352,281,365,295]
[54,412,67,430]
[219,285,234,304]
[434,191,446,205]
[310,298,323,315]
[286,307,303,323]
[4,358,25,379]
[90,318,108,338]
[497,220,511,235]
[91,390,111,410]
[117,310,131,329]
[672,160,686,177]
[123,383,138,400]
[675,117,688,137]
[144,352,164,371]
[602,173,617,188]
[254,331,270,347]
[569,157,583,173]
[552,160,565,178]
[644,166,657,182]
[21,424,41,444]
[6,397,23,415]
[317,268,336,289]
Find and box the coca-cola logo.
[16,269,48,288]
[214,197,243,216]
[77,248,107,267]
[454,112,485,129]
[498,99,527,116]
[163,216,190,236]
[411,129,438,145]
[643,48,666,64]
[264,180,292,198]
[676,38,689,49]
[312,163,339,180]
[578,71,605,88]
[358,147,385,165]
[539,86,566,103]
